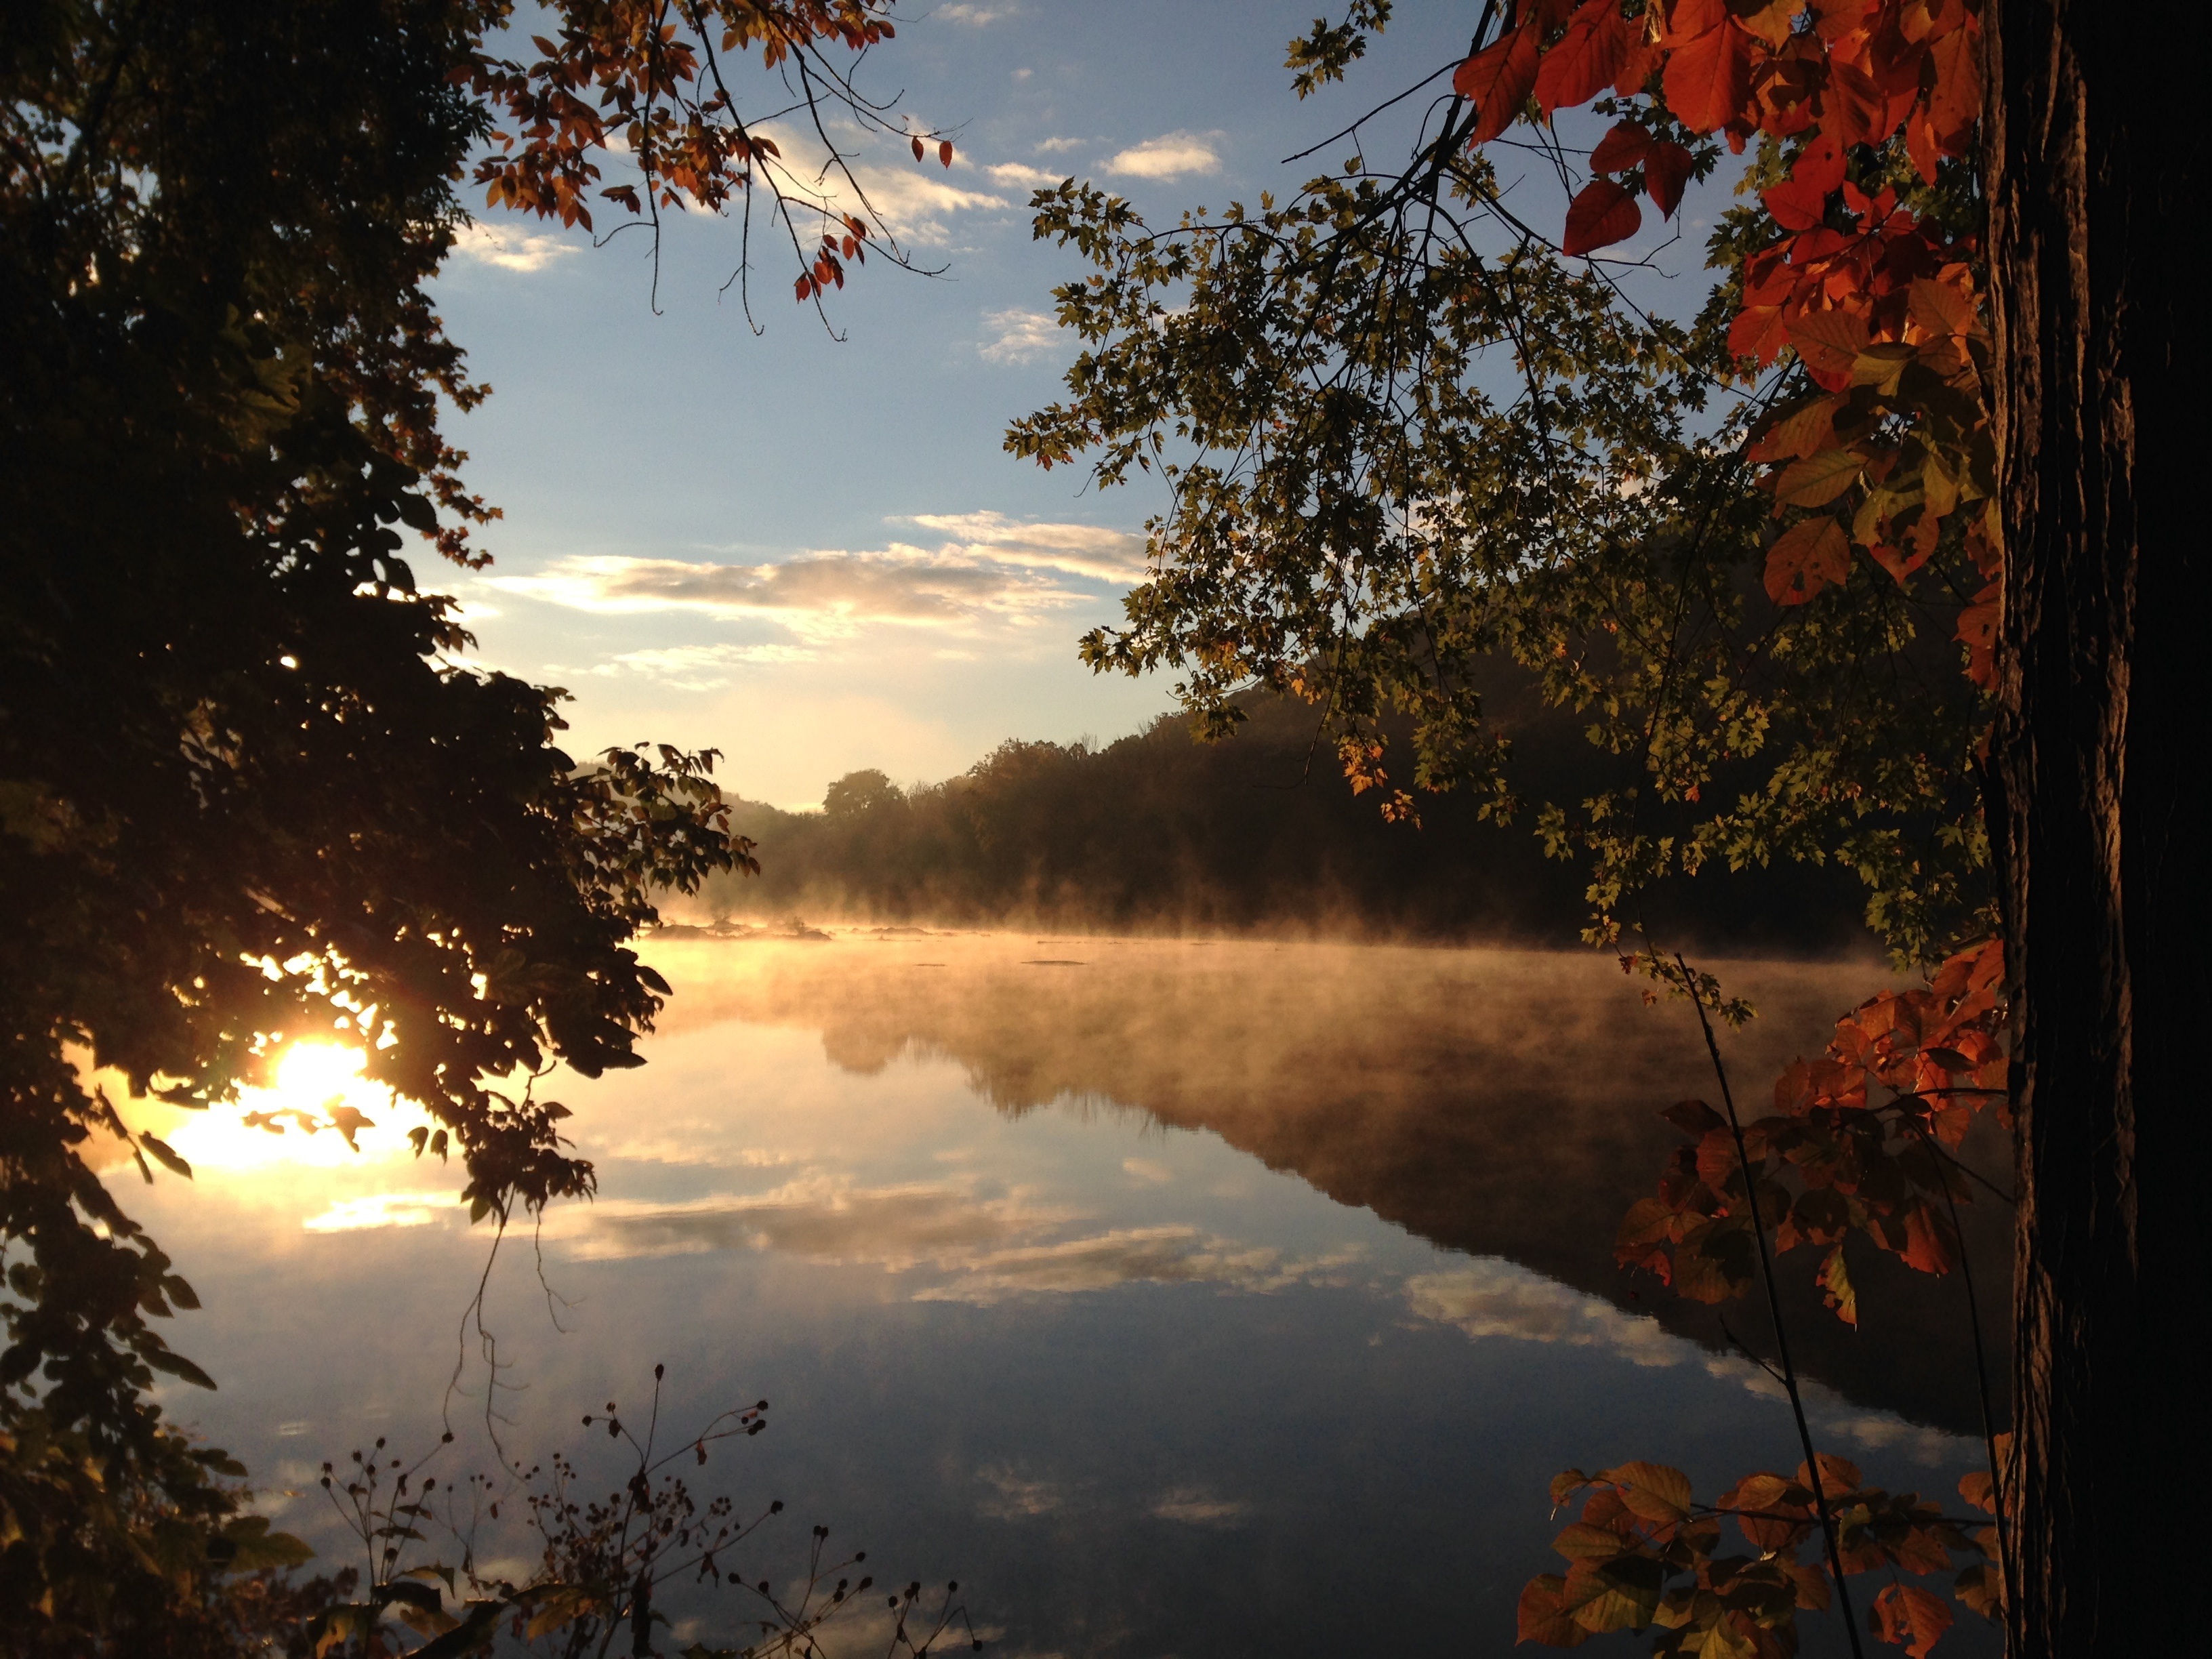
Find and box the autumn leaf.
[1456,22,1542,146]
[1660,23,1751,133]
[1643,142,1694,216]
[1818,1243,1858,1325]
[1517,1574,1592,1646]
[1764,516,1851,605]
[1587,120,1652,174]
[1563,179,1643,256]
[1597,1460,1693,1525]
[1771,449,1866,509]
[1534,0,1637,115]
[1872,1582,1954,1658]
[1786,308,1873,388]
[1746,395,1840,464]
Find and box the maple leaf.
[1765,516,1851,605]
[1563,178,1643,256]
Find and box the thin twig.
[1676,952,1866,1659]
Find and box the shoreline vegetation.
[677,693,1885,956]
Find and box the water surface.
[112,935,2003,1657]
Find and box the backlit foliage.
[1008,0,1992,969]
[3,0,938,1643]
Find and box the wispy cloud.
[937,1,1006,22]
[985,161,1065,189]
[451,221,581,272]
[1033,136,1087,156]
[1105,131,1222,180]
[1150,1488,1251,1526]
[562,642,817,691]
[977,308,1063,364]
[898,511,1148,582]
[484,547,1085,640]
[1403,1262,1686,1368]
[753,122,1008,247]
[486,514,1145,647]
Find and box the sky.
[430,3,1726,809]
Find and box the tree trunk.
[1984,2,2208,1650]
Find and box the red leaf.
[910,134,924,161]
[1763,516,1851,605]
[938,139,954,167]
[1534,0,1634,115]
[1763,177,1830,230]
[1562,178,1642,256]
[1661,23,1752,134]
[1587,121,1652,175]
[1873,1583,1954,1658]
[1643,141,1694,217]
[1794,131,1847,194]
[1455,23,1542,145]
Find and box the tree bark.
[1985,1,2208,1650]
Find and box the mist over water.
[115,933,2002,1658]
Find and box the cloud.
[937,2,1006,21]
[977,308,1063,364]
[1105,131,1223,180]
[548,1179,1365,1305]
[977,1466,1065,1519]
[986,162,1064,189]
[552,1179,1059,1267]
[1033,136,1087,155]
[1403,1261,1687,1368]
[751,122,1007,246]
[897,511,1149,582]
[483,547,1085,640]
[562,642,817,691]
[303,1191,459,1232]
[451,221,580,272]
[1150,1488,1250,1526]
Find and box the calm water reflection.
[112,936,2003,1658]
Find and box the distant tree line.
[695,685,1877,954]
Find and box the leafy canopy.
[1007,0,1992,970]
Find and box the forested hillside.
[691,687,1877,952]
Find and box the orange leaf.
[1661,24,1752,133]
[1908,274,1977,338]
[1771,448,1866,508]
[1746,394,1840,463]
[1456,23,1542,145]
[1517,1574,1592,1646]
[1786,308,1872,388]
[1562,178,1643,256]
[1764,516,1851,605]
[1534,0,1635,115]
[1873,1583,1954,1658]
[1643,142,1694,216]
